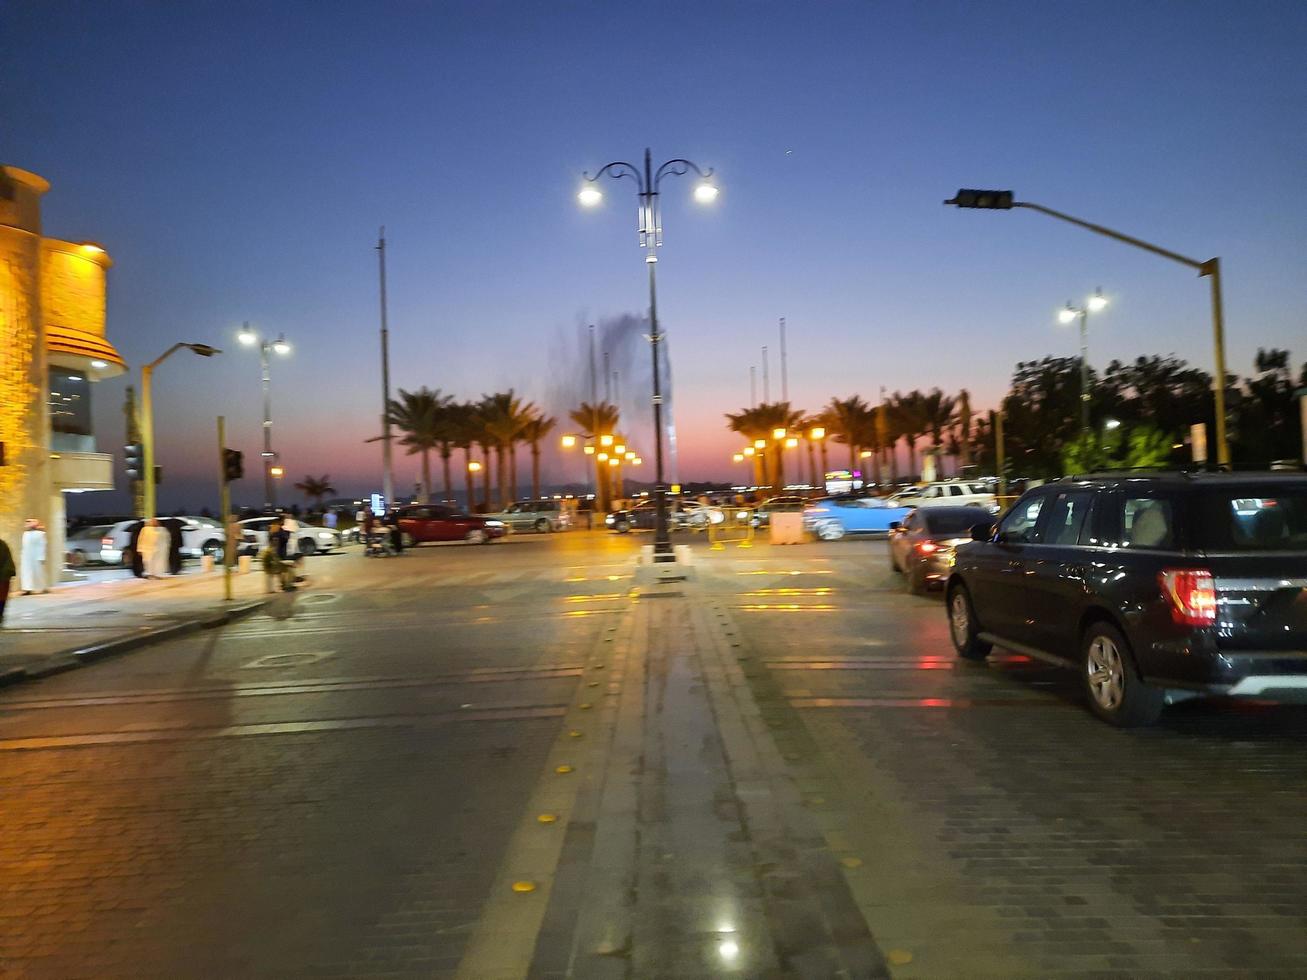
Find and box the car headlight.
[605,515,615,525]
[485,520,505,527]
[317,531,333,540]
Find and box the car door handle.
[1007,559,1024,570]
[1065,564,1087,578]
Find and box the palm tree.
[725,405,768,487]
[520,413,558,501]
[446,402,481,510]
[956,389,973,471]
[386,387,450,503]
[727,402,804,488]
[919,388,957,479]
[892,390,928,480]
[294,474,335,512]
[825,395,873,476]
[569,400,620,509]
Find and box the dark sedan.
[888,505,995,593]
[946,472,1307,726]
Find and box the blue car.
[803,495,914,540]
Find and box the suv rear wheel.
[1082,621,1163,727]
[535,518,551,533]
[947,583,991,661]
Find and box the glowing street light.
[1059,286,1108,434]
[600,434,614,447]
[583,445,596,456]
[809,426,825,440]
[785,437,799,449]
[772,427,787,440]
[743,446,755,457]
[614,443,626,455]
[561,433,577,448]
[733,453,744,463]
[467,460,482,473]
[579,147,717,561]
[236,322,292,509]
[753,439,766,450]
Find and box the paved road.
[2,530,1306,978]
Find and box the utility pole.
[612,370,620,407]
[376,228,394,513]
[217,416,232,601]
[588,324,598,404]
[750,366,756,408]
[603,351,611,402]
[779,316,788,403]
[762,345,770,403]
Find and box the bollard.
[200,555,214,573]
[238,555,252,575]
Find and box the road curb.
[0,599,269,690]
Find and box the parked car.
[605,498,723,533]
[888,505,995,593]
[945,472,1307,727]
[887,481,998,511]
[394,505,506,545]
[749,494,807,528]
[100,516,226,565]
[65,523,113,566]
[803,495,914,540]
[484,499,571,533]
[237,517,342,556]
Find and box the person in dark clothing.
[162,518,185,575]
[127,521,145,577]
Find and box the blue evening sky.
[5,0,1305,508]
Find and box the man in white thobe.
[139,519,171,579]
[20,518,48,594]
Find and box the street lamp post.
[238,323,291,510]
[1058,287,1108,434]
[579,148,718,561]
[141,342,221,518]
[944,189,1231,466]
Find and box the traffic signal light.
[154,465,163,485]
[124,442,144,480]
[223,448,244,481]
[946,188,1014,209]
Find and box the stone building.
[0,165,126,583]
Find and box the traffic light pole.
[1011,202,1230,468]
[217,416,232,601]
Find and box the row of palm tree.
[726,387,976,489]
[385,387,557,509]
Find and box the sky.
[5,0,1306,512]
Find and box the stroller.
[364,528,396,557]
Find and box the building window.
[49,367,94,452]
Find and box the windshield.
[924,508,993,534]
[1196,488,1307,552]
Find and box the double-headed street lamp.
[944,189,1231,466]
[1058,287,1108,434]
[141,342,221,518]
[237,322,291,510]
[579,148,718,562]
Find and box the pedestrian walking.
[138,519,171,579]
[324,509,338,530]
[0,536,15,625]
[19,518,48,594]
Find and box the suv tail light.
[915,541,940,555]
[1159,569,1217,627]
[101,536,113,547]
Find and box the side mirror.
[971,523,995,542]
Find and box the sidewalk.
[0,565,273,686]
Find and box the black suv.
[946,472,1307,726]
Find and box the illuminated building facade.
[1,165,126,581]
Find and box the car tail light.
[101,536,113,547]
[1159,569,1217,627]
[915,541,940,555]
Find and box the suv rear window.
[924,509,992,534]
[1196,489,1307,552]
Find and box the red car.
[395,505,506,545]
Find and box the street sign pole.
[218,416,232,601]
